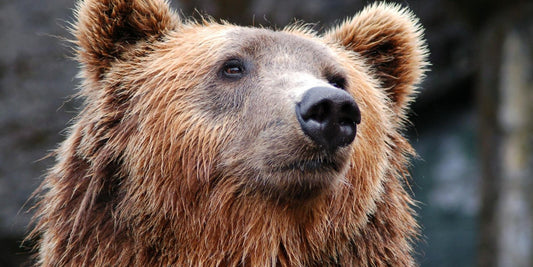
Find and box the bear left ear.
[75,0,180,81]
[324,3,428,117]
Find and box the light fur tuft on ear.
[325,2,429,117]
[74,0,179,81]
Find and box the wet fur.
[28,0,428,266]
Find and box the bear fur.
[29,0,428,266]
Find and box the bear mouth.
[273,158,342,173]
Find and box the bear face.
[30,0,428,266]
[115,26,394,205]
[185,28,363,201]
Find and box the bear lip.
[273,158,342,173]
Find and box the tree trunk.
[478,5,533,267]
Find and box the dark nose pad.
[296,86,361,151]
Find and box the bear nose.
[296,86,361,151]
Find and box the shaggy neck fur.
[32,129,417,266]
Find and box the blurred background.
[1,0,532,266]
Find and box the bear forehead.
[219,27,345,72]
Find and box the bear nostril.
[340,102,361,126]
[303,100,331,123]
[296,86,360,151]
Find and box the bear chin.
[254,167,348,203]
[251,146,353,202]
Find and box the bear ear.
[324,3,428,116]
[75,0,179,80]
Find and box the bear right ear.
[75,0,179,81]
[324,3,428,118]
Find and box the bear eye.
[221,59,245,79]
[327,75,347,89]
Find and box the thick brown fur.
[28,0,428,266]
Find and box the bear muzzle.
[296,86,361,152]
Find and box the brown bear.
[28,0,428,266]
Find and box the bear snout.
[296,86,361,151]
